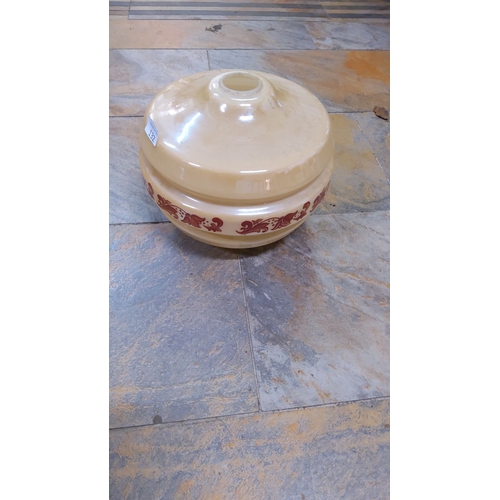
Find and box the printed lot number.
[145,116,158,147]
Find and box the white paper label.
[145,116,158,147]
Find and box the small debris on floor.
[268,27,275,31]
[373,106,389,120]
[205,23,223,33]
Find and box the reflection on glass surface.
[163,140,177,151]
[236,206,271,216]
[177,112,202,144]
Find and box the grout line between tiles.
[262,395,390,416]
[110,409,259,432]
[206,49,211,69]
[110,395,390,431]
[109,220,170,226]
[237,251,262,412]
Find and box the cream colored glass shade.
[139,69,333,248]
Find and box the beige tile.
[110,398,389,499]
[208,49,390,112]
[110,18,318,49]
[109,49,209,116]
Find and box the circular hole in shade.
[221,72,261,93]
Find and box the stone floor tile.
[109,398,389,499]
[110,117,166,224]
[315,113,389,214]
[110,19,318,49]
[305,20,389,50]
[355,111,390,181]
[239,212,389,411]
[207,49,389,112]
[109,223,258,428]
[110,49,209,116]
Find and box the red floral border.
[236,185,328,235]
[145,181,328,235]
[147,182,223,232]
[157,195,223,232]
[236,202,310,235]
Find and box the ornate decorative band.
[145,180,328,236]
[235,186,327,235]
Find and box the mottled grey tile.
[110,117,166,224]
[207,49,390,112]
[110,19,318,49]
[109,223,258,428]
[305,21,389,50]
[239,212,389,411]
[110,398,389,499]
[109,49,209,116]
[314,113,389,215]
[355,111,390,181]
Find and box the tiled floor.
[110,2,390,498]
